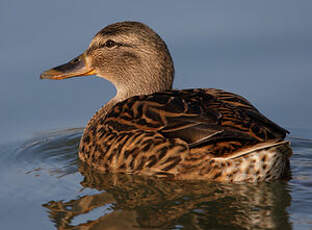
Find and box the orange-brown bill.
[40,53,96,80]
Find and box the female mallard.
[41,21,292,182]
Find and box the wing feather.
[105,88,288,153]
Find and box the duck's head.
[40,21,174,99]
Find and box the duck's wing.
[104,88,288,155]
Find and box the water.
[1,1,312,229]
[0,128,312,229]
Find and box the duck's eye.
[105,40,116,48]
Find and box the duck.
[40,21,292,182]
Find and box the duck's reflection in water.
[43,163,292,230]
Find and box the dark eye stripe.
[87,41,133,54]
[100,39,128,49]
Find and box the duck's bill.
[40,54,96,80]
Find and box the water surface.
[0,128,312,229]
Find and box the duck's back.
[79,88,291,182]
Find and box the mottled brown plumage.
[41,21,292,182]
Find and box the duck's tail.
[204,140,292,182]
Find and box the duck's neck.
[115,84,169,102]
